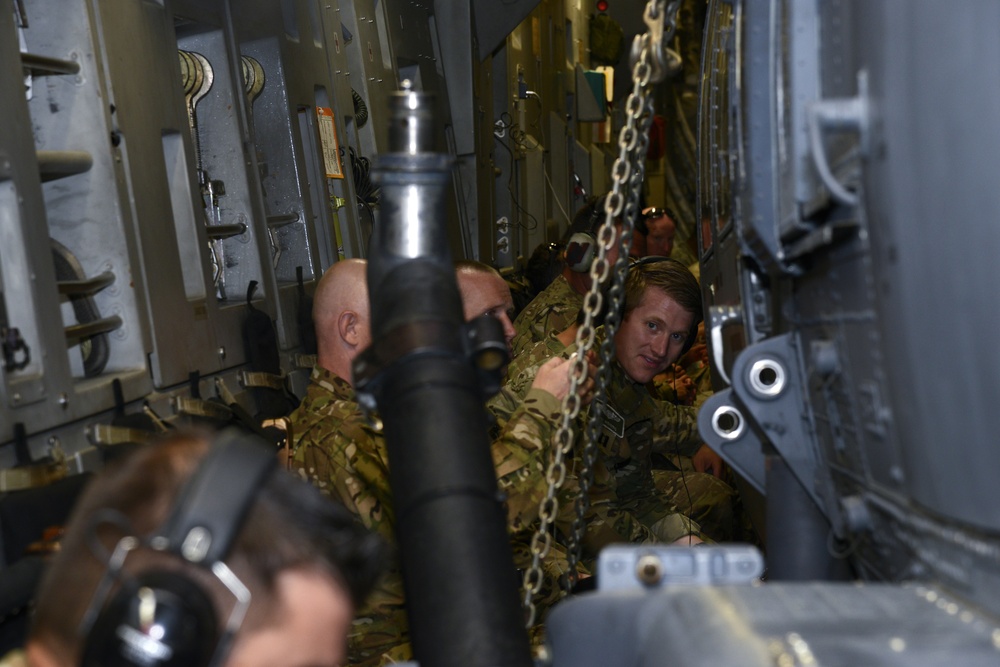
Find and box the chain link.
[520,0,679,628]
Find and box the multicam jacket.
[510,274,582,359]
[291,366,582,662]
[289,366,410,667]
[491,387,591,615]
[488,333,706,552]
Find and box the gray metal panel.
[317,0,370,261]
[0,5,74,417]
[0,0,385,462]
[176,27,267,304]
[854,0,1000,532]
[787,218,904,500]
[433,0,474,157]
[700,0,1000,621]
[519,142,546,261]
[0,0,158,453]
[784,0,820,230]
[433,0,480,261]
[548,583,1000,667]
[385,0,447,133]
[725,0,784,272]
[89,0,221,388]
[490,46,514,263]
[338,0,398,156]
[384,0,468,260]
[26,0,149,382]
[240,36,316,279]
[233,0,366,342]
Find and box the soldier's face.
[226,567,354,667]
[646,215,676,258]
[457,272,516,353]
[614,286,693,384]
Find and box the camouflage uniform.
[289,367,411,667]
[648,316,753,543]
[510,274,582,359]
[607,370,738,545]
[490,387,591,617]
[491,337,696,557]
[493,381,665,567]
[491,332,739,547]
[291,366,581,660]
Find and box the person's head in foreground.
[24,429,384,667]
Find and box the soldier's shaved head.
[313,259,370,384]
[455,261,516,353]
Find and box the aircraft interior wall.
[0,0,681,471]
[6,0,999,664]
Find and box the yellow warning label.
[316,106,344,179]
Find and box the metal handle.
[806,69,870,207]
[708,304,743,386]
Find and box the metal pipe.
[766,455,853,581]
[360,82,531,667]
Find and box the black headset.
[626,255,700,357]
[566,197,606,273]
[79,429,277,667]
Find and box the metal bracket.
[597,544,765,592]
[698,388,766,494]
[727,333,825,514]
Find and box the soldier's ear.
[338,310,361,345]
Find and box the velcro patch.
[601,402,625,438]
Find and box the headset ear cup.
[81,571,220,667]
[566,232,596,273]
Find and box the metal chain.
[520,0,680,629]
[564,56,658,587]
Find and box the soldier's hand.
[531,356,595,404]
[692,443,724,478]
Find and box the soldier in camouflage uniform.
[288,259,410,666]
[510,198,624,359]
[492,334,706,559]
[292,365,411,666]
[492,355,676,566]
[456,261,594,611]
[510,273,583,360]
[490,260,741,552]
[291,261,593,664]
